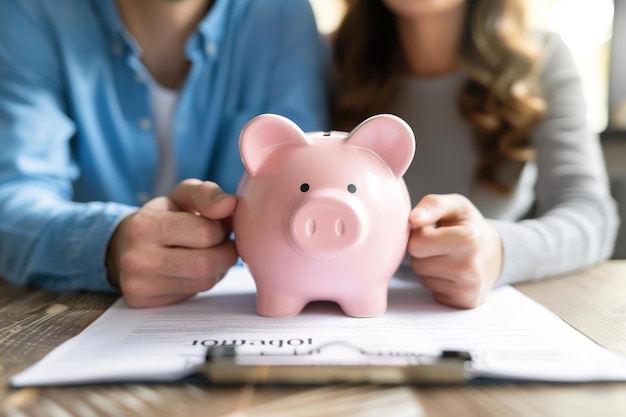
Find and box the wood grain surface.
[516,260,626,356]
[1,262,625,417]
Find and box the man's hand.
[106,179,238,307]
[407,194,502,309]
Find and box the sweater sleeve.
[491,32,619,285]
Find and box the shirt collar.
[89,0,125,41]
[195,0,230,58]
[90,0,229,59]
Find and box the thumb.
[409,194,477,227]
[169,179,238,219]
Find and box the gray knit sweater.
[390,32,619,285]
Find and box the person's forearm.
[0,184,135,291]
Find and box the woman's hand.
[106,179,238,307]
[407,194,503,309]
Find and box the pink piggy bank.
[233,113,415,317]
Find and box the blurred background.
[309,0,618,133]
[309,0,626,257]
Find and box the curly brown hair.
[331,0,547,193]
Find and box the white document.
[11,265,626,386]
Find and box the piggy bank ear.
[239,114,308,176]
[346,114,415,177]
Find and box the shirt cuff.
[68,202,136,292]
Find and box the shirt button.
[205,42,217,56]
[139,118,152,130]
[136,192,150,205]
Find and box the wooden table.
[1,261,626,417]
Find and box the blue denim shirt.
[0,0,328,291]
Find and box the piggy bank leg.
[338,288,388,318]
[256,289,308,318]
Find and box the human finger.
[416,273,456,294]
[121,240,238,282]
[413,261,490,309]
[432,291,484,310]
[409,194,478,227]
[410,250,486,286]
[126,208,230,249]
[417,273,484,309]
[410,256,457,285]
[169,179,237,220]
[123,274,224,308]
[158,241,238,280]
[408,224,477,259]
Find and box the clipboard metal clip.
[204,341,472,385]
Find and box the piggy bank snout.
[288,194,366,256]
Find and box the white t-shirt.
[149,81,180,197]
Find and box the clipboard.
[203,342,472,385]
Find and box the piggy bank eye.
[347,184,357,193]
[300,183,310,192]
